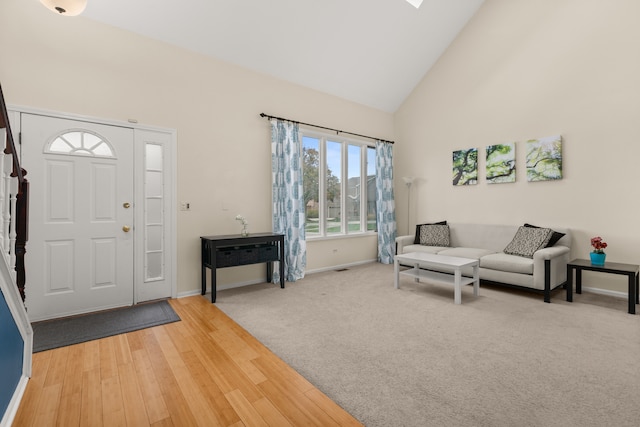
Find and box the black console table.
[201,233,285,303]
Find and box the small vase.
[590,252,606,266]
[241,226,249,237]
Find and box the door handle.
[122,225,131,232]
[123,202,131,209]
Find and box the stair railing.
[0,83,29,302]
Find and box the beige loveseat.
[395,222,572,302]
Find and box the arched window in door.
[45,130,116,158]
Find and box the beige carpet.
[215,262,640,427]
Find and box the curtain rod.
[260,113,394,144]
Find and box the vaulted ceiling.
[83,0,484,112]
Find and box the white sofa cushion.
[402,244,443,254]
[437,247,497,260]
[481,253,534,275]
[449,223,519,252]
[479,268,534,288]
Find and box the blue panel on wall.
[0,287,24,418]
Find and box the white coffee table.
[394,252,480,304]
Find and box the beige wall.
[0,0,388,294]
[4,0,637,297]
[395,0,640,293]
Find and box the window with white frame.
[46,130,115,158]
[302,131,377,238]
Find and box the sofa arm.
[533,245,571,295]
[395,235,415,255]
[533,245,570,260]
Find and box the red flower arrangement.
[590,236,607,254]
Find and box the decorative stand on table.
[566,258,639,314]
[201,233,285,303]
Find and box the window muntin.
[303,136,320,236]
[347,144,362,232]
[326,140,342,235]
[302,130,376,238]
[46,130,115,158]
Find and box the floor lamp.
[402,177,415,235]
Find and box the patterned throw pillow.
[504,226,553,258]
[419,224,450,247]
[524,223,566,247]
[413,221,447,244]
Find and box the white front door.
[22,113,135,321]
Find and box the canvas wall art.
[526,135,562,182]
[452,148,478,186]
[486,142,516,183]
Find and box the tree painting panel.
[486,142,516,184]
[452,148,478,186]
[526,135,562,182]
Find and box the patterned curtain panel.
[271,119,306,282]
[375,140,397,264]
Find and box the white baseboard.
[580,286,628,299]
[304,259,377,275]
[177,289,204,298]
[178,259,379,299]
[177,278,266,299]
[180,265,626,301]
[1,375,29,427]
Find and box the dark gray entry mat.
[32,300,180,353]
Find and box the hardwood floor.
[14,296,362,426]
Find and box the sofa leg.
[544,259,551,303]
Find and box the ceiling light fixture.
[40,0,87,16]
[406,0,424,9]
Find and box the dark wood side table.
[566,258,639,314]
[201,233,285,303]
